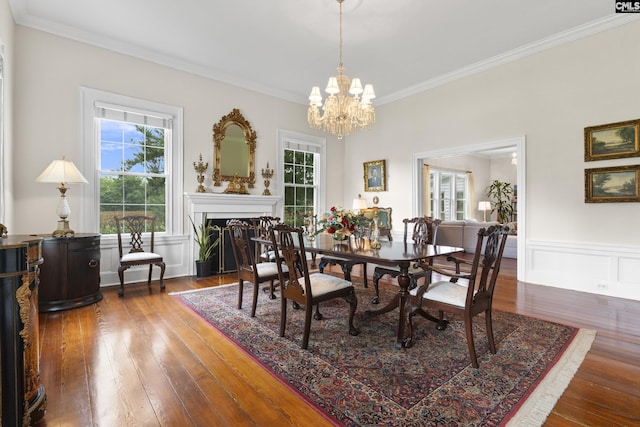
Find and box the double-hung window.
[97,108,170,234]
[278,130,325,227]
[81,88,183,235]
[430,170,468,221]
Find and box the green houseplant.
[485,180,514,224]
[189,215,221,277]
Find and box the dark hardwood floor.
[35,258,640,426]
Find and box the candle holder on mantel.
[193,154,208,193]
[261,162,274,195]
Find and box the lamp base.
[52,219,75,238]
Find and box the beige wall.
[341,20,640,298]
[11,26,343,235]
[345,20,640,246]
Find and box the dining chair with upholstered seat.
[318,215,373,289]
[269,223,359,349]
[409,224,509,368]
[114,215,166,297]
[371,216,441,304]
[228,219,285,317]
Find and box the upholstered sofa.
[435,220,517,259]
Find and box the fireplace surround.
[184,192,280,275]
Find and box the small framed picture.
[364,160,386,192]
[584,119,640,161]
[585,165,640,203]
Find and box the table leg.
[364,262,412,349]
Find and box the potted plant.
[485,180,514,223]
[189,214,221,277]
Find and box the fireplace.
[184,192,280,276]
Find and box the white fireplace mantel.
[184,192,281,274]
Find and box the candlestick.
[193,154,208,193]
[261,162,274,195]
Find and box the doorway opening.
[412,136,526,281]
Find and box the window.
[430,170,468,221]
[283,148,316,226]
[81,88,183,235]
[97,113,168,233]
[278,130,325,227]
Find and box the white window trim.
[80,87,183,235]
[276,129,326,219]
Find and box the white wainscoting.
[525,240,640,301]
[99,234,191,287]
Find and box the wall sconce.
[36,157,88,237]
[478,201,491,222]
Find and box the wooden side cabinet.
[0,235,47,426]
[39,233,102,312]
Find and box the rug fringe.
[168,282,239,296]
[506,328,597,426]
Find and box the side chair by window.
[371,216,441,304]
[269,224,359,350]
[114,215,166,298]
[409,224,509,368]
[227,219,285,317]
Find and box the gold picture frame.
[584,119,640,161]
[585,165,640,203]
[364,159,386,192]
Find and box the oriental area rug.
[171,279,595,426]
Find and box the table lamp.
[478,201,492,222]
[36,157,88,237]
[352,194,367,214]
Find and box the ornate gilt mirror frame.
[212,108,256,189]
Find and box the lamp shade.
[352,197,368,211]
[478,201,491,211]
[36,159,88,184]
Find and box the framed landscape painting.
[364,160,386,192]
[584,119,640,161]
[585,165,640,203]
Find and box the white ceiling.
[8,0,636,106]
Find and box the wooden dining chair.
[409,224,509,368]
[318,215,373,289]
[227,219,286,317]
[371,216,440,304]
[269,224,359,349]
[114,215,166,297]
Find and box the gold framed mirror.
[212,108,256,188]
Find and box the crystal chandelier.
[308,0,375,140]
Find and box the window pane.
[101,142,122,171]
[99,174,122,204]
[284,186,294,205]
[294,151,304,165]
[123,176,145,204]
[99,205,121,234]
[147,177,165,204]
[284,149,294,163]
[147,205,166,232]
[305,187,314,206]
[295,187,305,205]
[123,123,144,145]
[124,144,144,173]
[294,165,304,184]
[101,120,124,143]
[146,127,164,147]
[305,152,314,166]
[284,163,293,184]
[145,146,165,174]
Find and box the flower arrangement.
[313,206,367,239]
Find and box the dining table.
[301,233,463,349]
